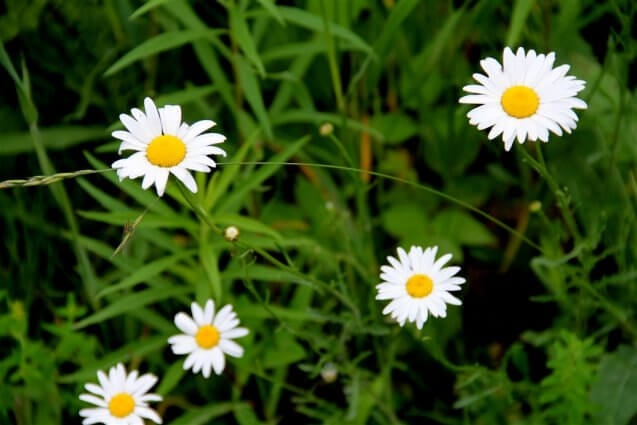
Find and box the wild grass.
[1,0,636,424]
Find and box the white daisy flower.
[78,363,162,425]
[459,47,587,151]
[376,246,465,329]
[111,97,226,196]
[168,299,249,378]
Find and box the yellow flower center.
[500,85,539,118]
[195,325,220,349]
[406,274,433,298]
[108,393,135,418]
[146,135,186,167]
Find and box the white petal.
[168,335,197,354]
[174,312,198,335]
[159,105,182,136]
[141,167,156,190]
[135,406,162,424]
[213,305,234,328]
[183,351,198,371]
[459,94,497,104]
[139,394,163,403]
[202,358,212,378]
[154,168,169,197]
[183,120,215,142]
[96,370,113,397]
[124,370,139,393]
[130,108,156,142]
[144,97,162,137]
[170,167,198,193]
[210,347,226,374]
[440,291,462,305]
[84,383,106,398]
[218,318,239,333]
[180,160,211,172]
[219,339,244,357]
[204,300,215,324]
[191,302,206,326]
[433,253,452,271]
[221,327,249,339]
[79,394,107,407]
[188,146,227,157]
[188,133,226,147]
[131,374,157,397]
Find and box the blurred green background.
[1,0,636,424]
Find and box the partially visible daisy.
[376,246,465,329]
[112,97,226,196]
[79,363,162,425]
[168,299,249,378]
[459,47,587,151]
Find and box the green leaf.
[0,126,106,155]
[272,109,383,140]
[74,285,190,329]
[506,0,535,47]
[367,0,420,89]
[204,131,257,210]
[370,112,419,145]
[84,152,175,217]
[155,84,216,106]
[214,213,282,241]
[97,250,196,298]
[234,404,264,425]
[229,6,265,75]
[223,265,302,284]
[262,332,306,368]
[58,336,167,383]
[199,235,221,302]
[350,375,384,425]
[77,210,196,231]
[237,56,273,139]
[404,7,464,99]
[168,403,236,425]
[381,202,428,238]
[105,30,221,76]
[216,135,310,213]
[164,1,239,119]
[256,0,285,25]
[130,0,178,20]
[77,178,130,212]
[591,345,637,425]
[277,7,373,54]
[156,361,187,396]
[432,209,496,246]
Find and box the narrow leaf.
[105,30,221,76]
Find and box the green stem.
[320,0,345,112]
[519,145,580,242]
[219,161,543,253]
[29,122,99,307]
[577,278,636,337]
[177,182,361,319]
[8,160,544,253]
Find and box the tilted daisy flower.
[376,246,465,329]
[459,47,587,151]
[168,299,249,378]
[111,97,226,196]
[79,363,162,425]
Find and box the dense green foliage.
[1,0,636,424]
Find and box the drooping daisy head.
[376,246,465,329]
[168,299,249,378]
[79,363,162,425]
[459,47,587,151]
[111,97,226,196]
